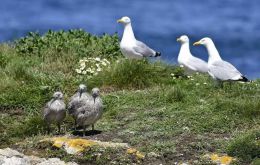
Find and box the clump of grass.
[226,130,260,163]
[14,115,46,137]
[214,99,260,119]
[91,59,180,89]
[165,86,185,103]
[0,53,8,68]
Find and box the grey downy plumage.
[43,91,66,134]
[76,88,103,136]
[67,84,91,129]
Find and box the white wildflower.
[97,68,102,72]
[96,63,100,68]
[170,73,175,76]
[80,62,86,68]
[82,71,87,75]
[103,59,110,63]
[101,61,107,66]
[90,69,95,74]
[75,69,82,74]
[203,82,207,85]
[95,57,101,61]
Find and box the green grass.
[0,30,259,164]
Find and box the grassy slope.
[0,30,259,164]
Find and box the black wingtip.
[239,76,249,82]
[155,52,161,57]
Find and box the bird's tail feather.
[154,52,161,57]
[238,76,249,82]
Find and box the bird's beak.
[117,19,123,23]
[176,38,181,42]
[193,41,201,46]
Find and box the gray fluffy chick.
[76,88,103,136]
[43,91,66,134]
[68,84,91,129]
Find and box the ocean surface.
[0,0,259,78]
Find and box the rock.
[0,148,78,165]
[37,158,77,165]
[0,148,24,157]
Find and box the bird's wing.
[186,56,208,73]
[133,40,156,57]
[210,60,242,80]
[43,103,51,119]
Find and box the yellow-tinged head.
[193,37,212,46]
[117,16,131,24]
[177,35,189,43]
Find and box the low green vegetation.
[0,30,259,164]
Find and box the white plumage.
[117,16,161,59]
[177,35,208,73]
[193,37,248,82]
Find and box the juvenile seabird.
[193,37,248,82]
[68,84,91,129]
[117,16,161,59]
[76,88,103,136]
[177,35,208,73]
[43,91,66,134]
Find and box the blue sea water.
[0,0,259,79]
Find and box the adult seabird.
[177,35,208,73]
[193,37,248,82]
[117,16,161,59]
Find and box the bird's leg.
[57,123,61,134]
[83,125,86,137]
[47,124,50,134]
[92,124,95,131]
[74,119,77,131]
[214,80,223,88]
[228,81,232,88]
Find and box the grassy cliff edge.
[0,30,259,164]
